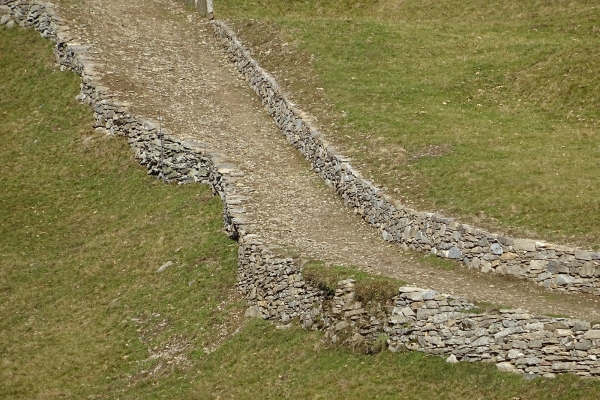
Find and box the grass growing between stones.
[302,261,405,304]
[216,0,600,249]
[4,19,600,400]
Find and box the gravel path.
[57,0,600,321]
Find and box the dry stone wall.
[6,0,600,379]
[0,0,323,324]
[209,20,600,296]
[387,287,600,378]
[304,279,600,378]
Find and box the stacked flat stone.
[385,287,600,378]
[209,19,600,296]
[318,279,386,346]
[237,234,324,321]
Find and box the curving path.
[55,0,600,321]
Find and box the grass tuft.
[302,261,405,305]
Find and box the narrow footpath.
[57,0,600,321]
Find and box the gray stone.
[573,321,591,331]
[555,275,574,286]
[402,307,416,317]
[156,261,173,273]
[446,354,459,364]
[481,261,492,273]
[351,333,365,343]
[390,315,410,324]
[552,362,576,371]
[471,336,489,346]
[528,340,543,349]
[448,247,462,259]
[490,243,503,255]
[536,271,553,282]
[382,230,393,241]
[575,250,592,261]
[335,321,349,331]
[575,340,592,350]
[422,290,439,300]
[517,357,540,366]
[554,329,573,337]
[497,236,513,246]
[495,326,523,340]
[496,362,519,374]
[244,306,265,319]
[0,14,10,25]
[248,287,257,300]
[507,265,526,277]
[529,259,547,271]
[547,261,570,274]
[416,308,440,320]
[580,262,595,278]
[583,330,600,340]
[404,291,425,301]
[507,349,523,359]
[513,239,537,252]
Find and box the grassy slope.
[0,25,242,398]
[3,20,600,400]
[216,0,600,248]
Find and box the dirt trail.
[57,0,600,321]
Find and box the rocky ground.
[54,0,600,321]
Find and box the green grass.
[4,18,600,400]
[0,25,241,398]
[302,261,405,304]
[194,320,600,400]
[421,254,458,271]
[216,0,600,249]
[467,301,512,315]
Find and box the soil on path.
[56,0,600,321]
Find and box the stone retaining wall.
[0,0,323,324]
[209,20,600,296]
[5,0,600,379]
[301,279,600,378]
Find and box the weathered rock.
[446,354,459,364]
[490,243,503,255]
[496,362,519,374]
[556,275,575,286]
[584,330,600,340]
[513,239,537,252]
[245,306,265,319]
[156,261,173,273]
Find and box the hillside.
[217,0,600,248]
[3,2,600,398]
